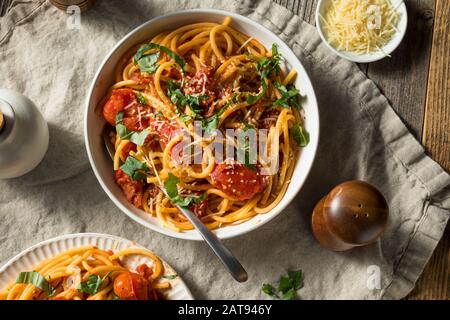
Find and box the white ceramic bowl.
[84,9,319,240]
[315,0,408,63]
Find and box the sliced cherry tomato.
[113,272,149,300]
[114,169,144,208]
[210,163,267,201]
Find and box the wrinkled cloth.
[0,0,448,300]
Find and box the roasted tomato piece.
[210,163,267,201]
[102,88,150,131]
[102,88,136,126]
[121,141,137,159]
[175,191,208,217]
[121,103,151,131]
[183,67,216,114]
[136,264,153,279]
[114,169,144,208]
[113,271,156,300]
[149,119,179,149]
[189,198,208,217]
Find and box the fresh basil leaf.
[164,173,205,208]
[115,111,125,125]
[257,43,281,79]
[193,192,207,204]
[167,80,205,118]
[164,173,180,199]
[201,102,231,135]
[115,112,150,146]
[120,156,148,180]
[273,81,301,110]
[288,269,303,290]
[262,268,303,300]
[282,288,296,300]
[130,129,150,146]
[137,52,160,73]
[201,114,220,135]
[291,124,310,147]
[16,271,56,297]
[179,114,192,123]
[137,92,147,105]
[78,275,103,295]
[246,80,268,105]
[135,43,186,73]
[115,112,133,140]
[262,283,277,298]
[162,274,178,280]
[248,43,281,104]
[278,275,293,294]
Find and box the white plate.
[315,0,408,63]
[84,9,320,240]
[0,233,194,300]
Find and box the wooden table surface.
[1,0,448,300]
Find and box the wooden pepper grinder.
[311,180,389,251]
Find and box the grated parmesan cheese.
[320,0,400,55]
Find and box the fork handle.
[177,205,248,282]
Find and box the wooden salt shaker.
[49,0,95,13]
[311,180,389,251]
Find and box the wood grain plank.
[406,0,450,300]
[422,0,450,171]
[407,226,449,299]
[366,0,435,140]
[281,0,446,299]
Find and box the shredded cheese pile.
[320,0,400,55]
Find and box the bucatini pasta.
[99,16,309,232]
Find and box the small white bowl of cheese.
[316,0,408,63]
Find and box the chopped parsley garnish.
[134,43,186,74]
[291,124,310,147]
[162,274,178,280]
[115,112,150,146]
[262,269,303,300]
[120,156,148,180]
[164,173,206,207]
[78,272,111,295]
[16,271,56,297]
[246,43,282,104]
[273,81,302,110]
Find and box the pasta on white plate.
[0,246,172,300]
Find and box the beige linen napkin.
[0,0,448,299]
